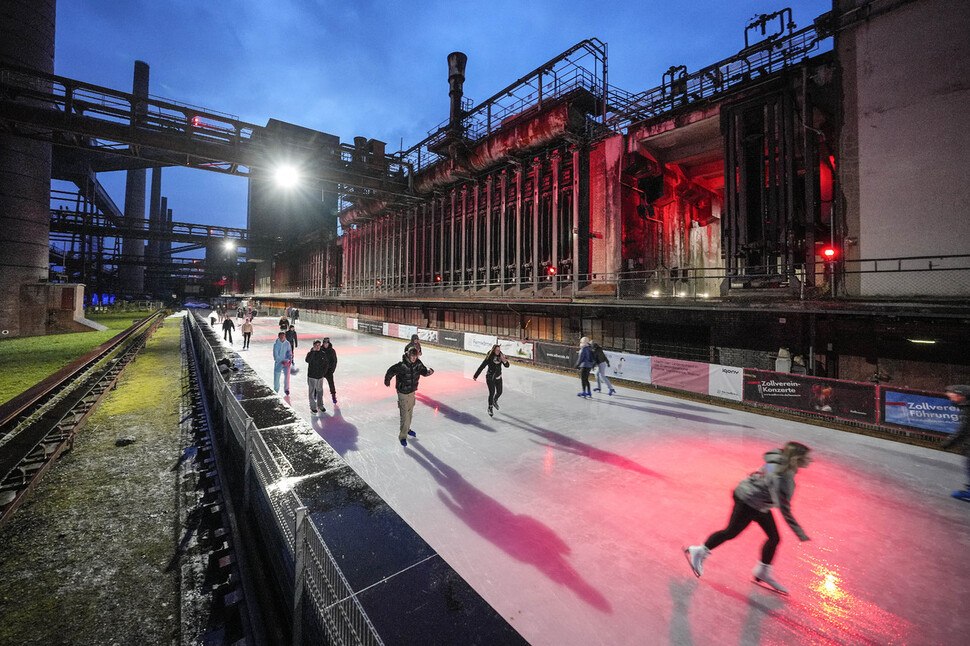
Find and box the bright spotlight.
[223,240,236,251]
[275,165,300,188]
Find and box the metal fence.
[186,313,383,646]
[286,254,970,303]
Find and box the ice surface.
[222,316,970,645]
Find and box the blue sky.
[54,0,831,230]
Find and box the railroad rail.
[0,311,165,525]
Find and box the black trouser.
[579,367,592,392]
[243,332,251,348]
[224,329,232,342]
[486,375,503,407]
[323,373,336,396]
[704,493,780,564]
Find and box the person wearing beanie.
[321,337,339,404]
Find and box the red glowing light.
[547,266,557,275]
[192,116,201,127]
[435,275,442,282]
[822,247,836,260]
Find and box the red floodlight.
[547,266,557,275]
[822,247,837,260]
[435,275,442,282]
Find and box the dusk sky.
[54,0,831,232]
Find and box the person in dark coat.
[304,339,331,414]
[943,385,970,500]
[221,316,235,344]
[473,344,510,417]
[384,348,434,447]
[591,339,615,396]
[321,337,339,404]
[285,325,299,374]
[404,333,422,357]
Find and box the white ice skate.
[683,545,709,578]
[752,562,788,595]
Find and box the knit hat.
[580,336,590,347]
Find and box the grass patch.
[0,309,160,406]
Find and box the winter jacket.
[273,338,292,365]
[285,328,298,349]
[321,339,338,376]
[592,343,609,366]
[305,349,332,379]
[385,354,433,394]
[474,352,510,381]
[734,449,809,541]
[404,337,422,356]
[240,321,253,334]
[222,319,235,331]
[576,345,595,369]
[942,385,970,455]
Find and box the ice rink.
[218,315,970,645]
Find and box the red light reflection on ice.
[543,446,556,473]
[795,555,914,645]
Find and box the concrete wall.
[838,0,970,296]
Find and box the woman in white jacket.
[684,442,812,594]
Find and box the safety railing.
[286,254,970,303]
[185,313,383,645]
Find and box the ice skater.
[942,385,970,501]
[241,318,253,350]
[576,336,595,398]
[285,324,299,374]
[473,344,510,417]
[222,316,235,344]
[273,331,292,395]
[404,333,422,356]
[305,339,331,414]
[590,339,615,395]
[384,347,434,447]
[684,442,812,595]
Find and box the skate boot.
[608,388,616,396]
[753,562,788,595]
[492,400,499,410]
[683,545,709,577]
[951,490,970,502]
[488,405,494,417]
[332,394,338,404]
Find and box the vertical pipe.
[121,60,150,295]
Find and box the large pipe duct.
[447,52,468,134]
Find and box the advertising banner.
[357,320,383,335]
[438,330,464,349]
[709,365,744,401]
[346,317,357,330]
[464,332,498,355]
[743,369,877,423]
[418,328,439,344]
[882,387,962,435]
[603,352,651,385]
[398,324,418,341]
[536,342,575,369]
[383,322,398,338]
[652,357,710,394]
[499,338,535,361]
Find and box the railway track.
[0,311,165,525]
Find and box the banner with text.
[536,342,575,369]
[709,365,744,401]
[881,387,961,435]
[743,369,877,423]
[652,357,710,394]
[464,332,499,355]
[397,324,418,341]
[383,322,398,338]
[437,330,464,349]
[357,320,383,336]
[418,328,439,344]
[605,352,651,384]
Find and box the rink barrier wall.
[316,311,959,439]
[186,312,529,646]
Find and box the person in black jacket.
[285,325,299,374]
[321,337,338,404]
[221,316,235,344]
[384,347,434,446]
[304,340,331,414]
[404,333,422,357]
[943,385,970,500]
[590,339,615,396]
[473,344,510,417]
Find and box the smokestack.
[447,52,467,133]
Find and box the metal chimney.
[447,52,467,132]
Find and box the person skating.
[684,442,812,595]
[575,336,595,398]
[591,339,616,396]
[272,331,292,395]
[320,337,339,404]
[404,333,422,357]
[473,344,510,417]
[384,347,434,447]
[305,340,331,414]
[942,385,970,501]
[285,324,299,374]
[240,318,253,350]
[222,316,235,344]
